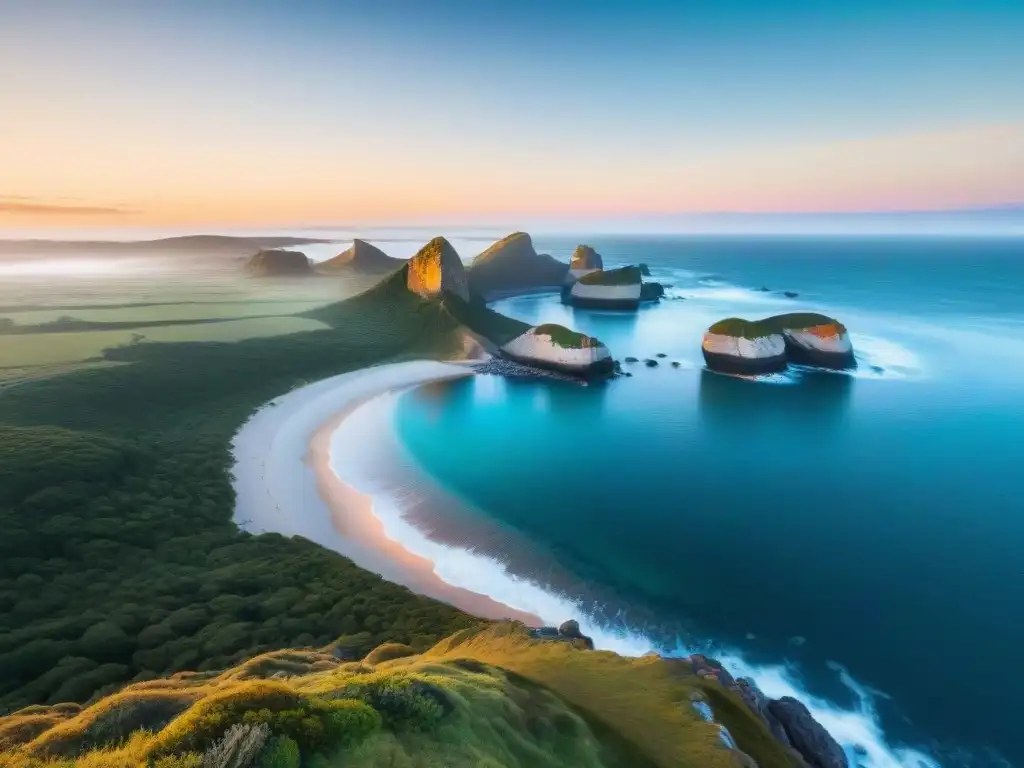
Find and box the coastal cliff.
[0,621,836,768]
[467,232,569,298]
[406,236,470,302]
[568,243,604,280]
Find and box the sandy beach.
[230,359,542,625]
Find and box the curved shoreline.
[230,358,542,626]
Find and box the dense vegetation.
[0,622,799,768]
[0,278,481,716]
[533,324,602,350]
[708,312,846,338]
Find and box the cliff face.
[245,249,312,276]
[467,232,568,298]
[570,244,604,272]
[319,239,404,274]
[501,324,613,376]
[406,237,469,302]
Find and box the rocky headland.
[244,248,314,276]
[568,243,604,280]
[466,231,569,299]
[406,236,470,302]
[702,313,856,374]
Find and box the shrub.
[363,643,416,665]
[256,735,300,768]
[200,722,268,768]
[318,700,381,747]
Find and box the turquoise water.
[389,237,1024,767]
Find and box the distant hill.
[467,232,569,299]
[0,235,330,258]
[245,249,314,276]
[317,239,406,274]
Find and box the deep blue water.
[391,237,1024,767]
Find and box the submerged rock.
[568,265,642,309]
[624,356,639,363]
[783,291,799,298]
[500,324,613,378]
[245,249,313,276]
[407,236,470,301]
[768,697,848,768]
[645,359,658,367]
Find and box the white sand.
[230,359,542,624]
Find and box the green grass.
[0,624,800,767]
[577,266,642,286]
[533,324,601,350]
[708,312,845,338]
[442,294,531,346]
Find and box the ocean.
[329,236,1024,768]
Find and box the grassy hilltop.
[0,623,799,768]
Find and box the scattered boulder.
[568,265,642,309]
[645,359,658,367]
[407,237,470,301]
[768,697,848,768]
[758,286,771,292]
[655,353,667,358]
[783,291,799,298]
[467,232,569,298]
[624,356,639,363]
[318,239,404,274]
[245,249,313,276]
[671,361,681,368]
[500,324,613,378]
[558,620,595,649]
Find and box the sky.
[2,0,1023,231]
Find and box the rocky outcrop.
[568,244,604,280]
[245,249,313,276]
[568,266,642,310]
[638,263,651,276]
[406,237,470,302]
[318,239,404,274]
[528,619,595,649]
[702,313,855,374]
[640,282,665,301]
[500,324,613,377]
[467,232,569,299]
[702,319,788,375]
[768,697,848,768]
[734,679,791,747]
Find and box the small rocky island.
[568,243,604,279]
[702,313,856,374]
[318,238,405,274]
[245,248,313,276]
[467,231,569,299]
[407,236,470,301]
[500,323,614,377]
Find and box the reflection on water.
[697,368,854,433]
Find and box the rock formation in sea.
[775,313,856,370]
[568,244,604,280]
[406,236,470,302]
[567,265,643,309]
[638,263,652,276]
[500,323,614,377]
[318,239,405,274]
[767,697,849,768]
[640,281,666,301]
[702,313,856,374]
[702,318,789,375]
[467,232,569,299]
[245,249,313,276]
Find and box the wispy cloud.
[0,196,136,216]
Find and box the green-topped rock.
[702,313,855,374]
[501,322,613,377]
[467,232,569,299]
[567,265,642,309]
[568,244,604,280]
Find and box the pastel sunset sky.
[2,0,1023,229]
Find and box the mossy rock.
[533,323,602,350]
[708,313,846,339]
[578,265,642,286]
